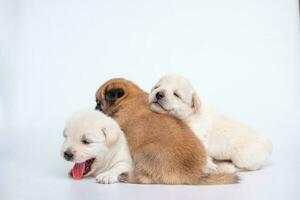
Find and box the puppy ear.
[105,88,124,102]
[101,125,121,147]
[192,92,201,111]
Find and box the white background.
[0,0,300,199]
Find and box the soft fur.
[61,110,132,183]
[95,78,238,184]
[149,74,272,172]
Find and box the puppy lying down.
[149,75,272,172]
[96,78,238,184]
[61,110,132,183]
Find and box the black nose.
[95,103,102,111]
[64,151,73,161]
[156,91,164,100]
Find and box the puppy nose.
[64,151,73,161]
[156,91,164,100]
[95,104,101,111]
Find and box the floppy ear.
[105,88,124,102]
[192,92,201,111]
[101,125,121,147]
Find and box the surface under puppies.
[95,78,238,184]
[61,110,132,183]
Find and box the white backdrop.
[1,0,300,200]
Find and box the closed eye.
[81,135,93,144]
[81,139,92,144]
[173,92,181,99]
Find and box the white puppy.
[149,75,272,172]
[61,110,132,183]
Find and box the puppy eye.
[173,92,181,99]
[82,139,91,144]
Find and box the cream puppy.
[149,75,272,172]
[61,110,132,183]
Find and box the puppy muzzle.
[95,103,102,111]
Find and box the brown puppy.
[95,78,238,184]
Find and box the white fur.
[149,75,272,172]
[61,110,133,184]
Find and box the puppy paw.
[216,162,238,173]
[96,171,120,184]
[205,157,218,173]
[207,161,218,172]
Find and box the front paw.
[206,158,218,173]
[96,171,119,184]
[207,161,218,172]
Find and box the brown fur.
[95,78,238,185]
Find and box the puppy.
[61,110,132,183]
[149,74,273,171]
[95,78,238,184]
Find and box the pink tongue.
[71,162,85,180]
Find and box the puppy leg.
[96,162,131,184]
[126,150,167,184]
[231,143,270,170]
[128,172,154,184]
[213,160,239,173]
[204,156,218,173]
[200,136,218,173]
[204,157,240,174]
[129,149,203,185]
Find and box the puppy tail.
[197,173,239,185]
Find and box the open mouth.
[71,158,95,180]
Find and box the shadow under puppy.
[61,110,132,183]
[95,78,238,184]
